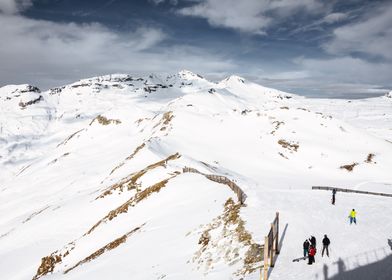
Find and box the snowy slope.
[0,71,391,280]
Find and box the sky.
[0,0,391,98]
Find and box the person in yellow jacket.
[349,209,357,224]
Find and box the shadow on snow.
[318,242,392,280]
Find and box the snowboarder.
[309,236,316,247]
[303,239,310,257]
[349,209,357,224]
[322,234,330,257]
[308,245,316,265]
[332,189,337,205]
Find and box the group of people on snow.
[303,235,330,265]
[300,189,358,265]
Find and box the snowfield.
[0,71,391,280]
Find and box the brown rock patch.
[340,163,358,172]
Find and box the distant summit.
[222,75,246,84]
[178,70,205,80]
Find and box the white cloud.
[178,0,270,34]
[267,0,325,16]
[0,13,236,89]
[149,0,178,6]
[178,0,326,34]
[324,3,392,60]
[0,0,32,14]
[241,54,391,97]
[273,3,392,96]
[295,56,391,84]
[289,11,349,35]
[150,0,165,4]
[323,12,347,24]
[272,56,392,96]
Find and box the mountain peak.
[221,75,246,85]
[0,84,41,95]
[178,70,205,80]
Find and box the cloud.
[324,3,392,60]
[0,12,235,89]
[0,0,32,14]
[240,54,391,97]
[149,0,178,6]
[1,0,390,98]
[323,12,348,24]
[263,56,392,96]
[263,3,392,97]
[289,11,349,35]
[178,0,271,34]
[178,0,326,34]
[295,56,391,84]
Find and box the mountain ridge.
[0,71,392,280]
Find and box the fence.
[261,212,280,280]
[312,186,392,198]
[182,167,246,204]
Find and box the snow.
[0,71,391,280]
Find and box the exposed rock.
[340,162,358,172]
[365,153,375,163]
[33,254,62,280]
[278,139,299,152]
[192,198,262,277]
[19,95,43,108]
[20,85,41,93]
[89,115,121,126]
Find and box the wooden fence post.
[275,212,280,254]
[262,236,269,280]
[270,223,275,267]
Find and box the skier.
[303,239,310,257]
[349,209,357,224]
[309,236,316,247]
[322,234,330,257]
[308,245,316,265]
[332,189,337,205]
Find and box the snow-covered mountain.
[1,71,391,280]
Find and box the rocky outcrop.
[20,85,41,93]
[19,95,43,108]
[33,254,62,280]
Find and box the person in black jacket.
[332,189,337,205]
[303,240,310,257]
[322,234,330,257]
[309,236,316,247]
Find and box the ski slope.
[0,71,391,280]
